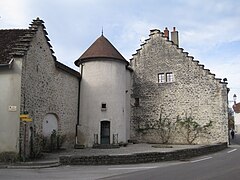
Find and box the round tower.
[75,35,131,147]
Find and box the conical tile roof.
[75,35,127,66]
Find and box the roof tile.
[233,103,240,113]
[75,35,127,66]
[0,29,32,64]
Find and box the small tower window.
[101,103,107,111]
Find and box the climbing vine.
[176,114,212,144]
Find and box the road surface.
[1,136,240,180]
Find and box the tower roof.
[75,35,127,66]
[233,103,240,113]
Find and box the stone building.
[130,28,228,144]
[0,18,229,157]
[0,18,80,157]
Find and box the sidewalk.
[0,143,228,168]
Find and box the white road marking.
[227,148,237,153]
[108,166,159,170]
[190,156,213,163]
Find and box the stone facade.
[130,29,228,144]
[19,19,80,149]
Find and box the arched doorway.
[100,121,110,144]
[42,114,58,136]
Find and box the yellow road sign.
[20,114,29,119]
[21,118,32,122]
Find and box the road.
[102,145,240,180]
[0,136,240,180]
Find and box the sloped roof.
[0,18,80,77]
[233,103,240,113]
[75,35,127,66]
[0,29,32,64]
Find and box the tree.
[136,108,175,144]
[153,109,175,144]
[176,114,212,144]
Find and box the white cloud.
[181,17,240,46]
[0,0,31,28]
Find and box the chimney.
[233,94,237,105]
[150,29,160,35]
[171,27,179,46]
[164,27,169,39]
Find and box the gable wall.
[130,30,228,144]
[20,25,79,148]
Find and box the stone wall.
[130,29,228,145]
[59,143,227,165]
[20,20,79,149]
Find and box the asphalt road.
[0,136,240,180]
[103,134,240,180]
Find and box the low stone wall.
[59,143,227,165]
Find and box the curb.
[0,161,60,169]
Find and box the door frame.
[100,120,110,144]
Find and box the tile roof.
[0,18,80,77]
[75,35,127,66]
[233,103,240,113]
[0,29,32,64]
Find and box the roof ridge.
[29,17,56,60]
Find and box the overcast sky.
[1,0,240,104]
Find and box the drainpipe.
[75,63,83,145]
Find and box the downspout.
[75,63,83,145]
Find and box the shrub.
[42,130,66,152]
[0,152,19,163]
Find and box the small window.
[158,73,165,83]
[134,98,140,107]
[101,103,107,111]
[166,72,174,82]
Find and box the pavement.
[0,143,227,169]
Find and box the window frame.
[158,73,165,83]
[166,72,174,83]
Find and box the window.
[134,98,140,107]
[166,72,174,82]
[158,73,165,83]
[101,103,107,111]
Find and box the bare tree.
[176,114,212,144]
